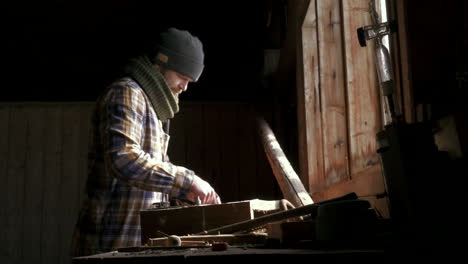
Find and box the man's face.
[161,69,193,95]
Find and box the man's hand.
[187,175,221,204]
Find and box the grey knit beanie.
[153,28,204,82]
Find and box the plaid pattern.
[71,77,194,256]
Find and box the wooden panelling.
[6,105,27,262]
[59,106,87,264]
[390,0,414,123]
[0,101,279,263]
[296,0,389,216]
[181,104,205,175]
[217,104,240,203]
[311,164,389,218]
[23,107,46,264]
[0,103,93,264]
[0,106,10,264]
[168,102,279,203]
[342,0,382,176]
[200,103,221,186]
[300,0,325,194]
[169,103,187,165]
[317,0,349,186]
[41,106,63,264]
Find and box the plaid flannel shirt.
[71,77,195,256]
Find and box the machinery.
[357,1,448,246]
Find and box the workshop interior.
[1,0,465,263]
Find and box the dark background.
[3,0,286,102]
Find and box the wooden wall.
[0,103,92,264]
[294,0,394,217]
[168,102,281,203]
[0,102,280,264]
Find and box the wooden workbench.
[72,246,386,263]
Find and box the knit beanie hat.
[152,28,205,82]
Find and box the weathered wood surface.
[342,0,382,177]
[140,199,287,244]
[0,103,93,264]
[298,0,325,195]
[296,0,389,217]
[195,202,319,236]
[0,101,280,264]
[169,102,280,203]
[41,106,64,264]
[317,0,349,187]
[257,116,314,207]
[195,193,358,236]
[0,106,10,263]
[311,165,388,218]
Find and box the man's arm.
[103,83,220,204]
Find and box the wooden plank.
[299,0,325,194]
[342,0,382,176]
[254,104,278,200]
[238,103,258,200]
[257,117,313,207]
[183,102,205,176]
[266,221,315,246]
[311,164,389,218]
[168,102,187,166]
[196,203,321,236]
[22,106,46,264]
[202,103,222,189]
[0,105,10,264]
[317,0,349,186]
[6,105,27,262]
[59,105,82,264]
[41,105,62,263]
[218,103,240,202]
[249,198,293,213]
[141,200,255,244]
[77,104,93,209]
[374,0,394,126]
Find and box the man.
[71,28,221,256]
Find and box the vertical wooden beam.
[299,0,325,194]
[41,105,63,263]
[6,105,27,262]
[59,105,82,264]
[342,0,382,176]
[22,106,46,264]
[317,0,349,186]
[296,0,311,193]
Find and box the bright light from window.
[378,0,390,50]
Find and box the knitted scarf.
[123,55,179,122]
